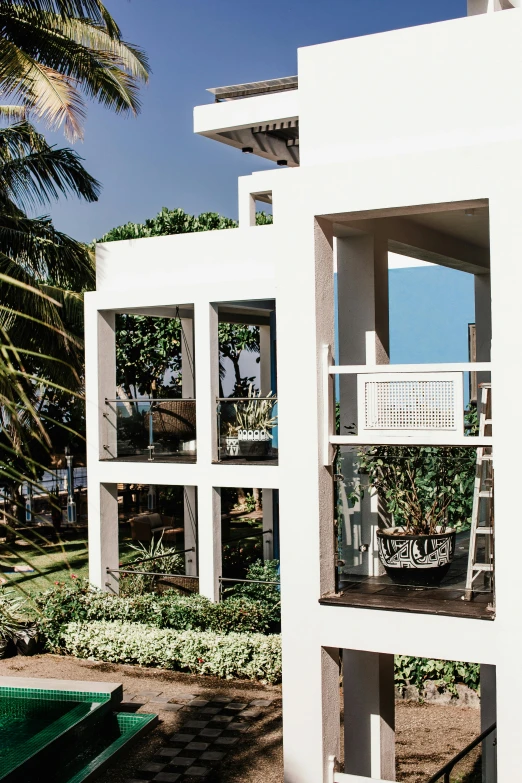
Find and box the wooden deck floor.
[320,531,495,621]
[101,455,278,466]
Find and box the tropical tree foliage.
[116,314,182,399]
[0,120,99,550]
[218,322,259,397]
[97,205,273,243]
[97,207,239,243]
[0,0,150,140]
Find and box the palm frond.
[0,212,95,288]
[0,6,149,139]
[0,131,100,209]
[0,104,27,122]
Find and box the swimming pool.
[0,682,156,782]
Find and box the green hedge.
[394,655,480,693]
[36,580,278,650]
[61,621,282,683]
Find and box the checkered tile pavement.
[123,694,272,782]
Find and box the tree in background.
[98,207,238,242]
[218,322,259,398]
[116,314,181,399]
[0,0,149,141]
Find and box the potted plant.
[355,445,474,586]
[235,388,277,459]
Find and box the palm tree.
[0,120,98,531]
[0,0,150,140]
[0,120,98,371]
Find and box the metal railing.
[103,397,196,461]
[105,546,196,579]
[223,528,272,545]
[427,722,496,783]
[218,575,280,601]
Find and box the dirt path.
[0,655,482,782]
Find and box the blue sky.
[43,0,474,371]
[46,0,467,242]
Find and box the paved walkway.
[122,689,272,782]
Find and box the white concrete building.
[85,2,522,780]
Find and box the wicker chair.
[129,512,183,544]
[149,400,196,441]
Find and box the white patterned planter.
[377,527,456,586]
[224,436,239,456]
[237,428,271,458]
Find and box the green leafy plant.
[0,590,25,641]
[35,578,277,649]
[356,444,476,535]
[243,494,257,513]
[394,654,480,694]
[97,206,271,243]
[61,620,282,683]
[225,560,281,630]
[235,387,277,436]
[222,537,264,578]
[119,536,184,596]
[343,406,478,535]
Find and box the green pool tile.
[0,684,156,783]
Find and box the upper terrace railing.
[322,349,492,463]
[102,398,196,462]
[207,76,298,102]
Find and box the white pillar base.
[184,485,198,576]
[262,488,274,561]
[343,649,395,781]
[197,485,221,601]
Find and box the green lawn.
[0,529,137,600]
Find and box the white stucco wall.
[85,8,522,782]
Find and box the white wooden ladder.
[464,383,493,601]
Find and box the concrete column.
[343,649,395,781]
[480,664,497,783]
[475,273,492,390]
[259,324,272,395]
[468,0,502,13]
[89,483,119,593]
[194,303,219,463]
[181,316,195,398]
[197,485,221,601]
[184,486,198,576]
[337,234,389,577]
[262,488,274,561]
[87,309,118,593]
[97,311,117,460]
[280,219,338,783]
[282,643,341,783]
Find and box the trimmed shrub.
[61,621,282,683]
[36,579,276,650]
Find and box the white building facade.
[85,3,522,781]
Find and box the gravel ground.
[0,655,482,783]
[396,701,481,783]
